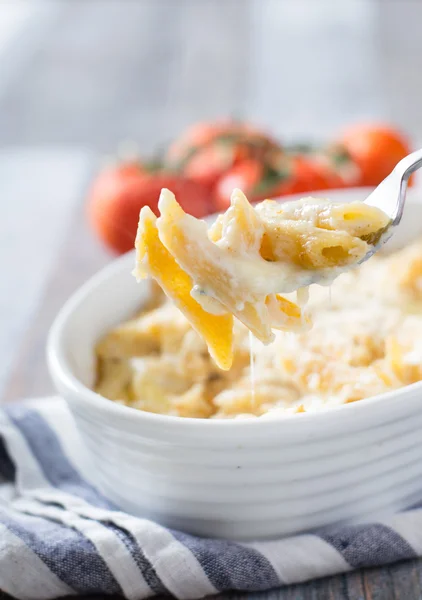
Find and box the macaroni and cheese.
[132,189,389,369]
[94,238,422,417]
[93,191,422,420]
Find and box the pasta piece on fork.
[133,188,389,368]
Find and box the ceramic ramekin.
[47,188,422,540]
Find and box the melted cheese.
[133,188,389,367]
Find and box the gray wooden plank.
[0,0,181,148]
[343,570,366,600]
[2,153,108,402]
[362,566,394,600]
[390,560,422,600]
[0,0,421,150]
[0,148,94,401]
[2,0,420,150]
[248,0,384,141]
[376,0,422,142]
[0,1,63,101]
[0,0,252,150]
[162,0,252,139]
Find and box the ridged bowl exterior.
[47,189,422,540]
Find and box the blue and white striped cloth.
[1,398,422,600]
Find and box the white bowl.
[48,188,422,540]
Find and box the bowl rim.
[47,186,422,430]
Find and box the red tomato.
[183,144,235,190]
[317,146,362,188]
[166,121,236,163]
[338,124,412,186]
[285,156,334,194]
[166,120,283,192]
[87,165,213,254]
[213,156,300,210]
[214,159,264,210]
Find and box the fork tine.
[359,148,422,266]
[364,174,405,227]
[365,148,422,226]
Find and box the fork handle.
[394,148,422,180]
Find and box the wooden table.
[2,1,422,598]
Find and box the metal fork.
[361,148,422,262]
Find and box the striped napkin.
[1,398,421,600]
